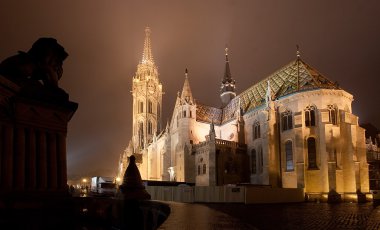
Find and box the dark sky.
[1,0,379,178]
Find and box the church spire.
[220,47,236,107]
[223,48,232,82]
[141,27,154,64]
[180,68,194,105]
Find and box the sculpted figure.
[0,37,68,88]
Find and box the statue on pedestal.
[0,37,68,88]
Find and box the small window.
[198,165,200,175]
[190,110,192,118]
[203,164,206,174]
[307,137,318,169]
[327,105,337,125]
[285,141,294,171]
[183,110,186,118]
[305,105,316,127]
[282,110,293,131]
[253,121,261,140]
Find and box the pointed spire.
[165,120,170,132]
[180,68,194,104]
[296,44,300,90]
[141,27,154,64]
[223,47,232,82]
[210,121,215,135]
[220,47,236,107]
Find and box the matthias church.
[117,28,369,197]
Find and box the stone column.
[48,133,58,190]
[328,161,337,191]
[3,125,14,189]
[355,161,361,190]
[57,133,67,190]
[0,125,2,187]
[28,128,37,190]
[15,126,26,190]
[38,131,47,190]
[296,162,305,188]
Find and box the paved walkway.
[158,202,380,230]
[158,202,256,230]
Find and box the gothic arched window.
[148,120,153,135]
[157,103,161,118]
[138,122,144,148]
[285,140,294,171]
[197,165,200,175]
[305,105,316,127]
[282,110,293,131]
[148,100,153,114]
[138,101,144,113]
[327,105,338,125]
[203,164,206,174]
[251,149,257,174]
[253,121,261,140]
[307,137,318,169]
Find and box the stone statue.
[0,37,68,88]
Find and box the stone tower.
[171,69,196,182]
[132,27,163,152]
[220,48,236,107]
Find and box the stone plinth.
[0,38,77,197]
[0,75,77,196]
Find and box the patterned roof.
[196,104,223,125]
[196,58,340,124]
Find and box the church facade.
[117,28,369,197]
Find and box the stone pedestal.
[327,189,342,203]
[0,74,77,196]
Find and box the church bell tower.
[132,27,163,152]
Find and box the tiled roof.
[196,58,340,125]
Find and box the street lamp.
[116,177,121,184]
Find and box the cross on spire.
[296,44,301,59]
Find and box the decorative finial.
[225,47,229,61]
[296,44,301,59]
[185,68,188,77]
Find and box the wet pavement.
[158,202,380,230]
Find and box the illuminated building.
[117,28,369,199]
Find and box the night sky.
[0,1,379,178]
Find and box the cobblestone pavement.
[158,202,380,230]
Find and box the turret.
[180,68,194,105]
